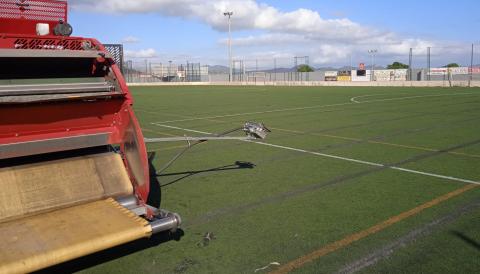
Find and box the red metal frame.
[0,1,151,212]
[0,34,89,50]
[0,0,68,35]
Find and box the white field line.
[154,92,478,124]
[151,123,480,186]
[153,123,211,135]
[156,102,353,123]
[251,142,480,185]
[350,93,408,103]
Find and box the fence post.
[409,48,413,81]
[427,47,431,81]
[470,43,474,86]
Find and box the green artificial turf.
[76,86,480,274]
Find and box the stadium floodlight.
[368,49,378,81]
[224,11,234,82]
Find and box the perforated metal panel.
[12,38,84,50]
[0,0,67,22]
[104,44,124,73]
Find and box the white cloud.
[221,33,306,47]
[124,48,158,58]
[224,32,435,65]
[122,36,140,43]
[71,1,374,37]
[73,0,464,66]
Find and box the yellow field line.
[139,109,480,159]
[136,108,226,124]
[270,184,478,274]
[369,140,480,158]
[448,151,480,158]
[134,109,162,115]
[148,145,186,153]
[141,127,178,137]
[270,127,480,159]
[136,109,196,120]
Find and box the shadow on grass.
[157,161,256,187]
[34,229,184,274]
[451,231,480,251]
[147,152,162,208]
[34,158,254,272]
[34,152,185,273]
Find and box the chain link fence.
[118,44,480,84]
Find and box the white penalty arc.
[154,92,479,124]
[350,93,409,103]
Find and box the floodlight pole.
[368,49,377,81]
[470,43,474,86]
[409,48,413,81]
[349,54,353,72]
[274,58,277,82]
[427,47,431,81]
[224,11,233,82]
[168,60,172,82]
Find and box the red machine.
[0,1,180,272]
[0,0,153,201]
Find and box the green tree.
[297,64,314,72]
[387,62,409,69]
[444,63,460,68]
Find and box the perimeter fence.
[115,44,480,84]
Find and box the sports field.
[79,86,479,273]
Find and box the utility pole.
[274,58,277,82]
[294,56,298,81]
[305,56,310,81]
[242,60,246,81]
[368,49,377,81]
[144,59,148,83]
[168,60,172,82]
[126,60,132,83]
[409,48,413,81]
[349,54,353,72]
[224,11,233,82]
[427,47,431,81]
[470,43,474,85]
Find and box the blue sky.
[70,0,480,68]
[260,0,479,41]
